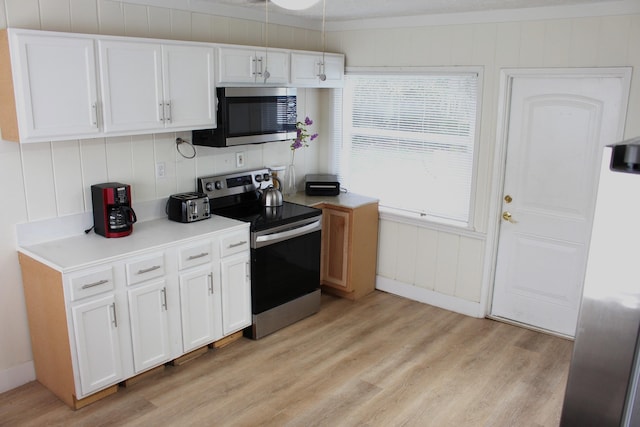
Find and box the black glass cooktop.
[212,196,321,232]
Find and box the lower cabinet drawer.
[125,253,165,286]
[68,266,114,301]
[178,241,212,270]
[220,231,249,258]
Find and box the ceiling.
[200,0,622,22]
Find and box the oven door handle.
[254,219,321,248]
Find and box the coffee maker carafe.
[91,182,137,238]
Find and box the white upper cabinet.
[0,28,344,143]
[218,46,289,86]
[290,52,344,88]
[163,45,216,129]
[98,40,163,134]
[5,30,100,142]
[99,41,216,134]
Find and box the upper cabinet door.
[290,52,344,88]
[261,50,290,85]
[218,46,289,86]
[218,47,258,85]
[98,40,163,133]
[12,33,100,142]
[162,45,216,130]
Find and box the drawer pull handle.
[137,265,161,275]
[81,279,109,289]
[228,241,247,248]
[187,252,209,260]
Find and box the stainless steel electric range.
[198,168,322,339]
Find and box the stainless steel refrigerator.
[561,137,640,426]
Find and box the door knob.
[504,195,512,203]
[502,211,517,223]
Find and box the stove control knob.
[255,174,264,183]
[205,182,214,191]
[263,173,271,182]
[214,181,223,190]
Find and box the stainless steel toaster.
[166,192,210,223]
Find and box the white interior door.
[491,71,629,337]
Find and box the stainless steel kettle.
[260,176,283,207]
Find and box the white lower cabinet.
[179,264,223,352]
[18,221,250,409]
[71,293,123,397]
[127,279,172,373]
[220,252,251,336]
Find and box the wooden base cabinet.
[319,202,379,300]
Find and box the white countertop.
[285,191,378,209]
[18,216,248,273]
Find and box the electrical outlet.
[236,152,245,168]
[156,162,166,179]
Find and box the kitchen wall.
[1,0,639,395]
[331,13,640,316]
[0,0,326,393]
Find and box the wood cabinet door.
[71,294,123,397]
[179,265,222,352]
[99,40,163,133]
[162,44,216,130]
[14,33,100,141]
[127,279,171,373]
[321,208,351,290]
[220,252,251,336]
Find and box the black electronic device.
[305,174,340,196]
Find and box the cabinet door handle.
[188,252,209,260]
[159,102,165,122]
[256,57,263,77]
[245,261,250,282]
[81,279,109,289]
[208,273,214,295]
[165,101,172,123]
[228,241,247,249]
[111,303,118,328]
[250,56,257,77]
[137,265,161,275]
[161,287,168,311]
[91,102,98,127]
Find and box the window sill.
[378,207,486,240]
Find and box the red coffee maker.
[91,182,137,238]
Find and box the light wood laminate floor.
[0,291,573,426]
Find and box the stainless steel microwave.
[192,87,297,147]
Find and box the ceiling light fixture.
[270,0,321,11]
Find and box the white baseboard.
[376,276,485,318]
[0,361,35,394]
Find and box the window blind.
[341,71,480,225]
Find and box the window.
[338,68,481,227]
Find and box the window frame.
[340,66,484,231]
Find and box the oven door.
[251,216,322,314]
